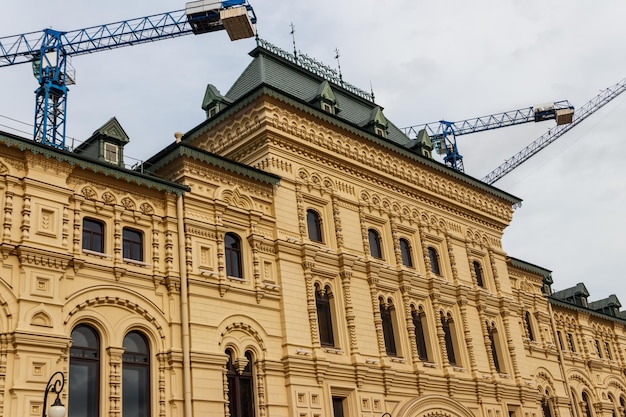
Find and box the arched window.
[412,307,429,361]
[368,229,383,259]
[306,209,323,242]
[441,313,457,366]
[487,323,502,373]
[315,284,335,347]
[619,397,626,417]
[428,247,441,275]
[226,349,255,417]
[399,238,413,267]
[123,331,150,417]
[83,218,104,253]
[473,261,484,287]
[379,298,397,356]
[524,311,535,341]
[542,396,554,417]
[123,227,143,261]
[225,232,243,278]
[70,325,100,417]
[582,392,594,417]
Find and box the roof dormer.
[311,80,340,115]
[202,84,232,119]
[409,128,434,159]
[73,117,129,167]
[364,106,388,138]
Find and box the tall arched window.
[83,218,105,253]
[315,284,335,347]
[524,311,535,341]
[226,349,255,417]
[306,209,323,242]
[412,307,429,361]
[70,325,100,417]
[473,261,484,287]
[582,392,594,417]
[399,238,413,267]
[441,312,457,366]
[428,247,441,275]
[368,229,383,259]
[225,232,243,278]
[380,298,397,356]
[487,322,502,373]
[123,331,151,417]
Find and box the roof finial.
[370,81,375,102]
[290,22,297,62]
[334,47,344,86]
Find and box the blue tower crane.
[0,1,256,149]
[403,100,575,172]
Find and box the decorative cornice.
[0,130,188,195]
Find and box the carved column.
[21,193,31,240]
[303,262,320,348]
[2,190,13,243]
[488,249,502,295]
[295,183,306,239]
[501,309,522,382]
[107,346,124,417]
[445,234,459,285]
[368,275,385,355]
[340,269,359,354]
[331,194,344,248]
[419,226,433,277]
[156,353,167,417]
[458,296,477,373]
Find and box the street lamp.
[43,371,66,417]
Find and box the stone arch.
[31,310,53,328]
[218,315,268,358]
[394,394,476,417]
[64,285,168,350]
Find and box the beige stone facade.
[0,41,625,417]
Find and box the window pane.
[316,289,334,347]
[368,229,382,259]
[400,239,413,267]
[332,397,345,417]
[123,332,150,417]
[83,218,104,252]
[428,247,440,275]
[413,310,428,361]
[307,210,323,242]
[380,303,397,356]
[225,233,243,278]
[123,228,143,261]
[473,261,484,287]
[70,325,100,417]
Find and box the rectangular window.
[104,142,118,164]
[332,397,345,417]
[123,227,143,262]
[82,218,104,253]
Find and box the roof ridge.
[256,38,375,103]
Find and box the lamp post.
[42,371,66,417]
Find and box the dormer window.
[312,81,339,115]
[375,127,386,137]
[365,106,388,138]
[104,143,119,164]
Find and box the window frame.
[224,232,243,279]
[399,238,413,268]
[428,246,441,275]
[306,209,324,243]
[315,284,336,348]
[122,331,151,417]
[226,349,255,417]
[412,307,430,361]
[83,217,105,253]
[368,228,383,259]
[473,260,485,287]
[69,324,101,417]
[379,298,398,357]
[122,227,144,262]
[441,312,458,366]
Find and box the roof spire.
[370,81,375,102]
[290,22,297,62]
[334,47,344,86]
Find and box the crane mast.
[0,1,256,149]
[403,101,574,172]
[482,78,626,185]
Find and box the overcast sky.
[1,1,624,302]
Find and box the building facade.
[0,39,625,417]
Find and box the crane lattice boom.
[0,1,256,149]
[482,78,626,185]
[403,100,574,172]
